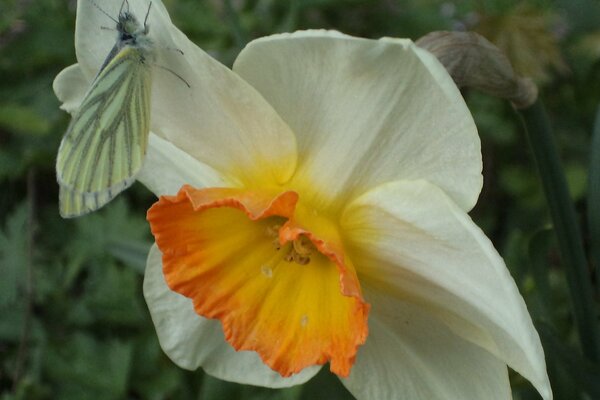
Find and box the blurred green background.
[1,0,599,398]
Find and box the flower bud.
[416,31,537,109]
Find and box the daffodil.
[54,0,552,398]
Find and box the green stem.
[12,168,35,391]
[588,106,600,296]
[518,100,599,362]
[537,322,600,398]
[223,0,248,48]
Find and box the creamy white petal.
[137,134,232,197]
[233,30,482,211]
[143,245,321,387]
[343,285,511,400]
[72,0,297,188]
[53,64,88,114]
[341,180,551,400]
[52,66,228,194]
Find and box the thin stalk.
[518,101,600,362]
[223,0,248,48]
[588,106,600,296]
[12,168,35,391]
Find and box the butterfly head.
[117,12,147,41]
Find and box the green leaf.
[299,368,355,400]
[498,165,543,208]
[537,323,600,398]
[81,262,146,327]
[526,227,555,320]
[43,334,133,400]
[0,150,26,180]
[66,198,149,265]
[0,104,50,136]
[588,106,600,291]
[0,203,29,306]
[564,163,587,201]
[223,0,250,48]
[129,333,187,399]
[107,239,150,275]
[518,101,600,362]
[199,374,303,400]
[0,302,25,342]
[468,92,517,146]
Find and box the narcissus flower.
[54,0,552,399]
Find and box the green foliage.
[0,204,28,306]
[1,0,599,399]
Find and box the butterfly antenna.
[154,64,191,88]
[144,2,153,29]
[89,0,118,24]
[120,0,128,15]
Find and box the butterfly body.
[57,8,153,218]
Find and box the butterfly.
[56,0,154,218]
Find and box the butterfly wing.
[56,46,151,218]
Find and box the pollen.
[300,314,309,327]
[265,224,281,237]
[266,223,282,250]
[284,235,315,265]
[261,264,273,278]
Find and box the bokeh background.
[1,0,599,398]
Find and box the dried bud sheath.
[416,31,537,109]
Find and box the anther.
[283,235,315,265]
[266,224,282,251]
[292,236,313,257]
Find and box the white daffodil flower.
[54,1,552,399]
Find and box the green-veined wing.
[57,7,153,218]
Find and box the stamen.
[292,235,313,256]
[284,235,315,265]
[293,252,311,265]
[265,224,281,237]
[266,223,282,250]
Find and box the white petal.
[143,245,321,387]
[343,285,511,400]
[53,64,88,114]
[74,0,297,187]
[52,69,229,196]
[341,180,551,400]
[137,134,231,197]
[233,30,482,211]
